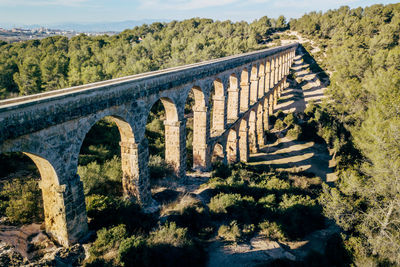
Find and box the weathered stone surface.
[0,44,297,247]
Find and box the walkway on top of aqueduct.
[0,43,298,247]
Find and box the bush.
[148,155,174,180]
[0,178,43,224]
[286,125,302,140]
[118,235,149,266]
[259,220,287,241]
[90,224,128,257]
[218,221,241,242]
[259,176,291,190]
[274,119,286,131]
[149,222,191,247]
[258,194,276,209]
[208,193,254,214]
[78,156,122,196]
[283,113,297,126]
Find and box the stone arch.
[211,142,225,164]
[248,109,258,153]
[146,96,185,178]
[238,118,249,162]
[186,85,209,171]
[250,64,259,104]
[210,78,226,135]
[78,114,153,208]
[226,128,238,164]
[227,74,239,123]
[240,68,250,112]
[2,152,73,247]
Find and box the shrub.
[286,124,302,140]
[149,222,191,247]
[274,119,286,131]
[278,194,316,210]
[208,193,254,214]
[259,220,287,241]
[148,155,174,180]
[0,178,43,224]
[275,110,285,119]
[258,194,276,209]
[90,224,128,257]
[161,194,203,216]
[259,177,291,190]
[283,113,297,126]
[78,156,122,196]
[278,195,325,239]
[118,235,149,266]
[218,221,241,242]
[85,194,113,217]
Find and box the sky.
[0,0,398,25]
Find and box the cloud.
[0,0,89,6]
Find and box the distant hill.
[1,19,169,32]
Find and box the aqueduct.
[0,43,297,247]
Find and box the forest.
[291,3,400,265]
[0,16,286,99]
[0,2,400,266]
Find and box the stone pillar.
[274,55,280,86]
[121,138,154,209]
[164,119,186,178]
[227,132,239,164]
[258,73,265,99]
[279,53,284,81]
[265,59,271,94]
[270,57,275,90]
[39,176,87,247]
[256,104,265,147]
[269,93,274,114]
[238,125,249,162]
[274,87,278,107]
[227,88,239,123]
[212,95,226,133]
[240,82,250,113]
[263,99,270,131]
[248,112,258,153]
[193,107,210,171]
[250,77,259,104]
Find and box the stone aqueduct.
[0,43,297,246]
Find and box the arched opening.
[0,152,70,247]
[78,116,127,199]
[185,86,208,171]
[146,97,182,183]
[250,64,259,104]
[209,78,226,136]
[249,109,258,153]
[226,129,238,164]
[77,115,157,230]
[240,68,250,112]
[211,142,225,164]
[227,74,239,123]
